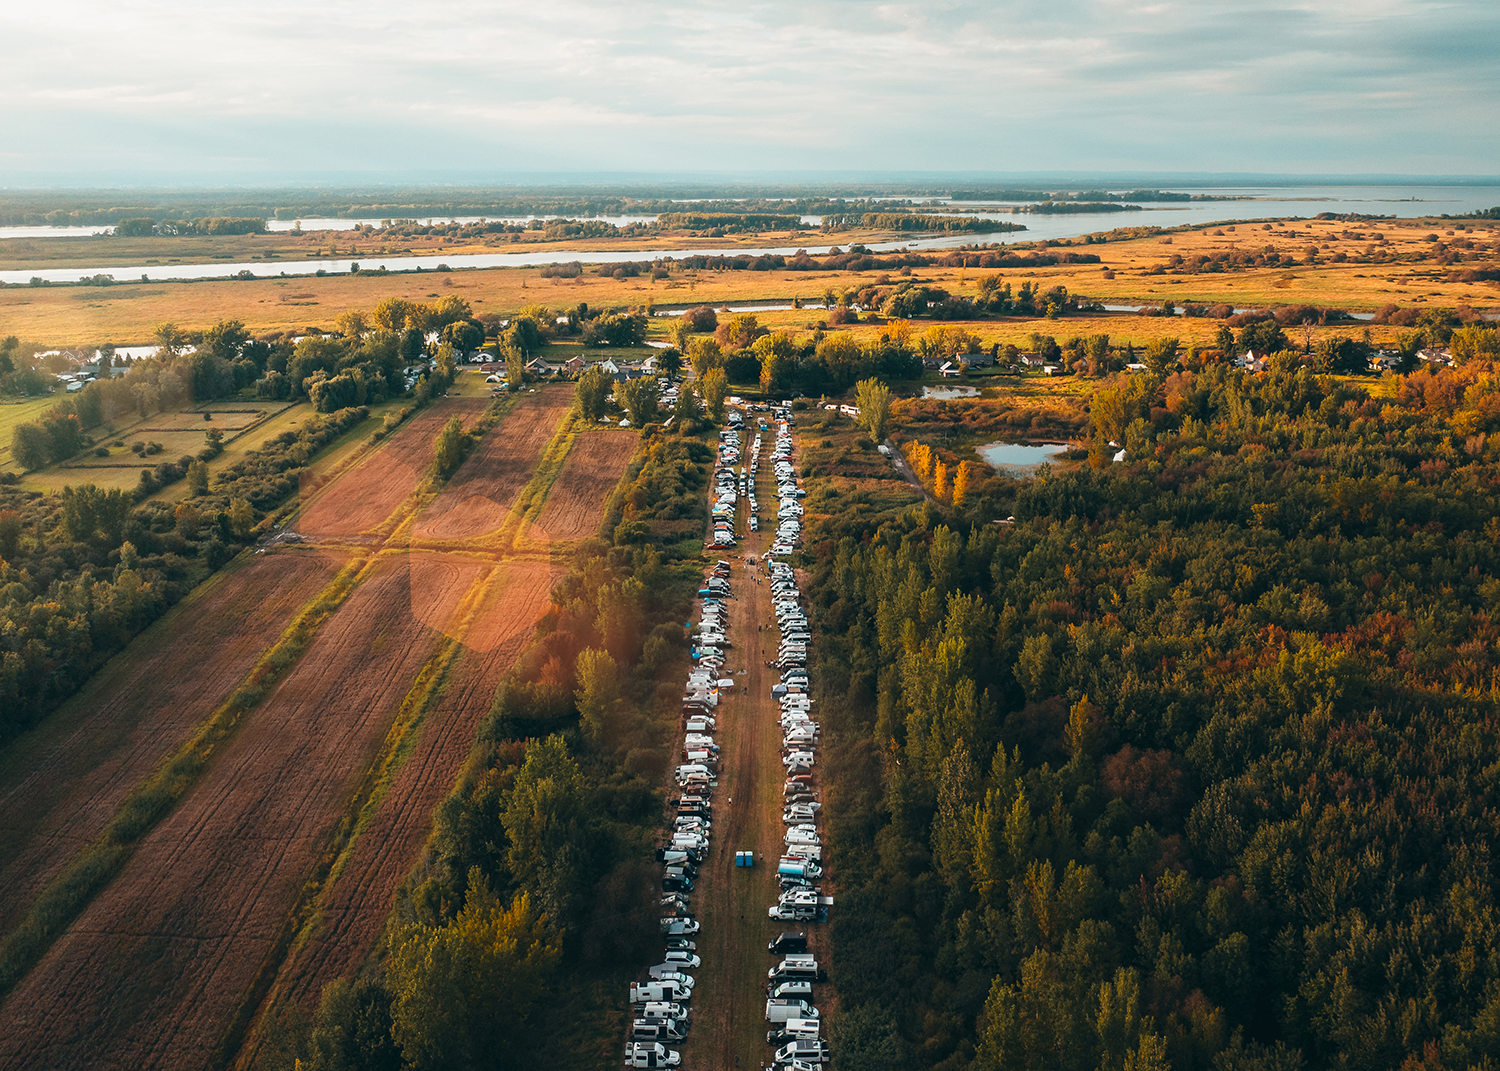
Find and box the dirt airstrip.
[413,387,573,542]
[0,550,339,933]
[533,429,639,542]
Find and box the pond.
[922,386,979,399]
[978,441,1069,472]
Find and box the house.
[563,355,588,376]
[525,357,560,377]
[963,351,996,368]
[921,355,944,370]
[1019,353,1047,369]
[1417,347,1453,367]
[938,362,964,378]
[1371,351,1402,372]
[599,359,621,375]
[1235,349,1267,372]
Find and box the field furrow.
[532,429,638,542]
[294,398,486,539]
[0,554,482,1071]
[0,550,339,933]
[275,557,563,1010]
[413,386,573,541]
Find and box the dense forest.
[806,355,1500,1070]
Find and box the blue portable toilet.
[735,850,754,868]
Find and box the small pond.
[922,385,979,399]
[978,441,1068,472]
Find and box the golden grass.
[0,216,1492,354]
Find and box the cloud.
[1,0,1496,179]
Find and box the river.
[2,185,1495,286]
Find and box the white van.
[765,998,818,1023]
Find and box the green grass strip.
[0,554,372,1001]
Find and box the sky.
[2,0,1497,184]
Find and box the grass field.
[0,396,58,469]
[1,215,1494,351]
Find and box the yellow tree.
[952,461,972,505]
[934,460,949,500]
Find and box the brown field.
[0,550,339,933]
[0,552,483,1071]
[0,216,1494,351]
[269,556,563,1014]
[413,386,573,542]
[293,397,486,539]
[533,429,638,542]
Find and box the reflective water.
[922,386,980,399]
[978,441,1068,470]
[3,185,1495,284]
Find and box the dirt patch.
[532,430,638,542]
[294,398,486,539]
[0,553,482,1071]
[0,549,339,934]
[413,387,573,542]
[271,556,563,1014]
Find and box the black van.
[767,931,808,955]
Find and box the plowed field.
[294,398,486,539]
[533,430,638,542]
[0,550,338,933]
[414,387,573,542]
[0,553,483,1071]
[272,556,564,1010]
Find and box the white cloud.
[1,0,1496,178]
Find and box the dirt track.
[295,398,485,538]
[0,550,338,933]
[533,429,638,541]
[414,387,573,541]
[0,555,480,1071]
[679,424,836,1068]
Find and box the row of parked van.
[766,415,804,557]
[625,545,747,1067]
[757,434,832,1071]
[710,411,746,549]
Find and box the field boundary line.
[0,551,374,1006]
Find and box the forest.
[803,354,1500,1071]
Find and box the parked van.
[774,1040,830,1064]
[624,1041,681,1068]
[631,981,691,1003]
[765,998,818,1023]
[637,1001,687,1020]
[631,1020,686,1043]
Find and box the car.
[663,950,702,968]
[664,937,697,952]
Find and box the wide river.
[2,185,1495,286]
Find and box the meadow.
[0,215,1492,353]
